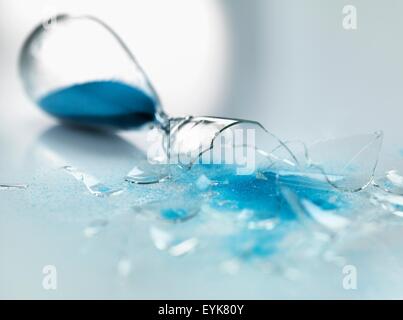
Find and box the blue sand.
[161,208,195,222]
[171,165,350,259]
[38,81,156,129]
[181,165,346,216]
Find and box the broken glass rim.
[172,116,300,169]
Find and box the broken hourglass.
[19,14,382,191]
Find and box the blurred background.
[3,0,403,145]
[2,0,403,299]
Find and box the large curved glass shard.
[168,116,299,175]
[167,116,243,168]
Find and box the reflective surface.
[2,123,403,299]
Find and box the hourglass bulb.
[19,14,167,129]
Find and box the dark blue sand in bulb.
[38,80,157,129]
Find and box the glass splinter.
[374,170,403,195]
[83,219,109,238]
[168,238,198,257]
[149,226,197,257]
[0,184,28,190]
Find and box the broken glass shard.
[62,165,123,197]
[374,170,403,195]
[117,257,132,277]
[160,208,198,223]
[195,174,213,190]
[83,219,109,238]
[370,190,403,217]
[167,116,297,174]
[149,226,198,257]
[135,199,200,223]
[305,132,383,192]
[168,238,198,257]
[300,199,350,232]
[0,184,28,190]
[150,226,173,250]
[125,163,170,184]
[247,218,278,231]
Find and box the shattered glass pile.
[3,119,403,287]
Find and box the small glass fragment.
[255,171,268,181]
[247,219,278,231]
[83,219,108,238]
[219,259,241,275]
[149,227,198,257]
[300,199,350,232]
[0,184,28,190]
[370,190,403,217]
[117,257,132,277]
[62,165,123,197]
[385,170,403,186]
[150,226,173,251]
[168,238,198,257]
[135,194,201,223]
[195,174,212,190]
[374,170,403,195]
[125,163,170,184]
[159,208,198,223]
